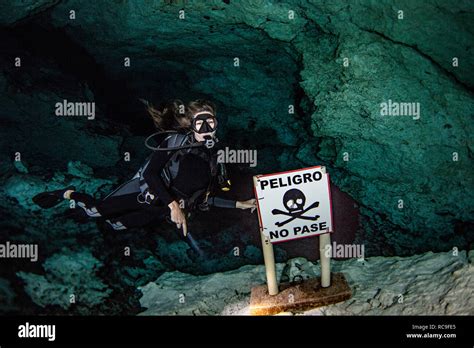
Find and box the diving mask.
[192,112,217,134]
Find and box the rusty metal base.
[249,273,352,315]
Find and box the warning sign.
[254,166,333,243]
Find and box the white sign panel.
[254,166,334,243]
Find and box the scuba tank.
[136,131,231,208]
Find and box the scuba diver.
[33,99,256,236]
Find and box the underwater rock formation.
[0,278,18,313]
[17,249,112,311]
[0,1,472,315]
[1,0,471,257]
[138,248,474,315]
[139,263,286,316]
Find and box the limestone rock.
[138,249,473,315]
[17,249,112,310]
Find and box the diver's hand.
[236,199,257,213]
[168,201,187,236]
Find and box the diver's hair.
[186,99,217,119]
[146,99,190,131]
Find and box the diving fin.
[32,186,76,209]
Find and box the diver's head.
[187,100,217,142]
[146,99,188,131]
[191,111,217,141]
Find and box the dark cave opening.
[2,20,163,135]
[0,0,472,318]
[0,8,360,315]
[0,19,287,315]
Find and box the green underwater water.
[0,0,472,314]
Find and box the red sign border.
[253,165,334,244]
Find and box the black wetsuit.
[72,133,235,230]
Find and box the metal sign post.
[319,166,331,288]
[319,232,331,288]
[250,166,351,314]
[253,176,279,295]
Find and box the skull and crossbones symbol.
[271,189,320,227]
